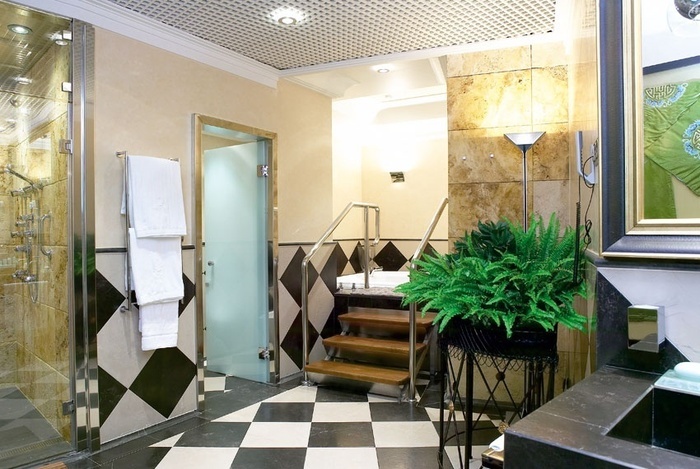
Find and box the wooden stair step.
[339,309,436,328]
[306,360,409,386]
[323,335,426,355]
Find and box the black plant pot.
[439,320,558,362]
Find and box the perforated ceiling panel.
[105,0,557,70]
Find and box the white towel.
[489,434,505,452]
[140,301,179,351]
[128,228,184,305]
[126,155,186,237]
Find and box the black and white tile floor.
[54,373,502,469]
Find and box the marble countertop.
[506,366,700,468]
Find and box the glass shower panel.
[0,1,73,465]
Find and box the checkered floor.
[53,373,504,469]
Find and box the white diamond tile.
[100,389,166,443]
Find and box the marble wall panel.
[448,182,522,239]
[532,42,568,68]
[532,66,569,125]
[531,123,569,182]
[447,71,532,131]
[532,180,570,228]
[448,126,531,184]
[446,46,530,77]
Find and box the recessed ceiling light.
[270,7,304,25]
[373,64,394,73]
[8,24,32,35]
[52,31,71,46]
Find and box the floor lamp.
[504,131,545,230]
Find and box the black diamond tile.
[231,448,306,469]
[320,308,341,342]
[98,366,128,425]
[332,243,348,276]
[315,386,369,402]
[280,247,319,307]
[280,310,319,369]
[90,445,170,468]
[374,241,408,272]
[129,348,196,418]
[348,242,363,273]
[253,402,314,422]
[308,422,374,447]
[369,402,431,421]
[319,248,338,294]
[174,421,249,447]
[180,272,195,315]
[95,270,127,334]
[377,447,454,469]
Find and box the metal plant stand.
[436,323,558,469]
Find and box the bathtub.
[336,270,410,289]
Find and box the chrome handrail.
[301,202,380,385]
[408,197,448,402]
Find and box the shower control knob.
[10,231,22,238]
[14,245,30,252]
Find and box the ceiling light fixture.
[270,7,304,25]
[14,76,32,85]
[372,64,393,73]
[7,24,32,35]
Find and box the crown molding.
[13,0,280,88]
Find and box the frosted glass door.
[204,142,269,382]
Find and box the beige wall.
[362,138,448,240]
[94,29,333,248]
[332,109,448,241]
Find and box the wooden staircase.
[305,306,437,400]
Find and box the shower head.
[2,164,43,191]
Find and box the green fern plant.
[396,213,587,337]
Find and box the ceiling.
[105,0,558,71]
[0,0,566,144]
[101,0,560,101]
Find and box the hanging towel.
[128,228,184,305]
[489,435,505,452]
[140,301,179,351]
[125,155,187,237]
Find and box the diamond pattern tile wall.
[95,250,198,442]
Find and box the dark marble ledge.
[506,366,700,468]
[334,287,404,298]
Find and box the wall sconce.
[390,171,405,183]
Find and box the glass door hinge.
[257,165,269,177]
[59,139,72,154]
[62,400,75,415]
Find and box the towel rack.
[117,151,132,313]
[117,151,182,313]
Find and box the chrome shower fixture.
[2,164,43,191]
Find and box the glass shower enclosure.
[0,1,74,465]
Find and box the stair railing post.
[300,202,380,387]
[408,197,448,403]
[301,256,312,386]
[364,206,370,289]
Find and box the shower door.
[203,141,270,382]
[0,1,75,466]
